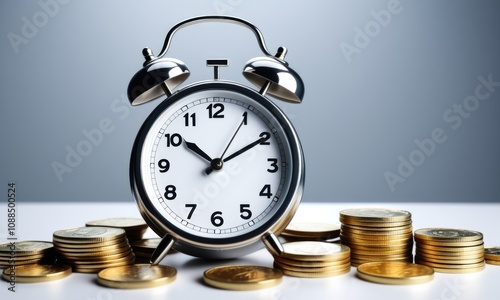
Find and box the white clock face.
[138,85,296,242]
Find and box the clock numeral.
[242,111,248,125]
[158,159,170,173]
[267,158,278,173]
[207,103,224,119]
[259,132,271,145]
[211,211,224,227]
[165,133,182,147]
[183,112,196,127]
[240,204,252,220]
[259,184,273,199]
[164,185,177,200]
[185,204,197,219]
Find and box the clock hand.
[205,115,246,175]
[223,136,266,162]
[184,139,212,162]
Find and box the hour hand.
[184,139,212,162]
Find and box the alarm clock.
[127,15,305,263]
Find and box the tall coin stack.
[53,227,135,273]
[414,228,485,273]
[339,208,413,267]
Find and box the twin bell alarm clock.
[127,15,305,264]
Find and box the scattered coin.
[203,265,282,290]
[356,261,434,285]
[2,263,71,283]
[97,264,177,289]
[414,228,485,273]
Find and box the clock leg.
[150,234,175,265]
[262,233,284,256]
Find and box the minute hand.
[223,137,266,163]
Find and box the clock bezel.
[130,80,304,257]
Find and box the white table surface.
[1,201,499,300]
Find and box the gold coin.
[69,252,135,265]
[53,227,126,243]
[356,261,433,285]
[203,265,282,290]
[71,259,135,271]
[341,224,413,232]
[484,247,500,260]
[351,257,412,267]
[415,255,484,265]
[277,266,350,278]
[55,241,131,255]
[130,238,161,252]
[414,228,483,242]
[342,242,413,251]
[415,239,483,247]
[280,241,350,261]
[415,242,484,252]
[485,259,500,265]
[86,217,148,230]
[415,259,485,269]
[273,260,350,273]
[273,255,350,268]
[340,208,411,222]
[2,263,71,283]
[340,220,412,228]
[0,241,53,255]
[415,251,483,261]
[53,238,128,249]
[282,222,340,239]
[62,249,133,261]
[342,232,413,241]
[416,246,484,256]
[97,264,176,289]
[0,253,47,261]
[340,235,411,246]
[429,265,486,274]
[341,225,413,235]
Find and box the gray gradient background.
[1,0,499,203]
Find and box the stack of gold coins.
[339,208,413,267]
[130,238,161,263]
[414,228,485,273]
[53,227,135,273]
[280,222,340,242]
[272,241,351,278]
[0,241,56,268]
[85,217,149,242]
[484,247,500,265]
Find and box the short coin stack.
[484,247,500,265]
[0,241,56,268]
[53,227,135,273]
[272,241,351,278]
[86,217,149,242]
[131,238,161,263]
[339,208,413,267]
[414,228,485,273]
[280,222,340,242]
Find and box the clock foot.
[262,232,284,256]
[150,234,175,265]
